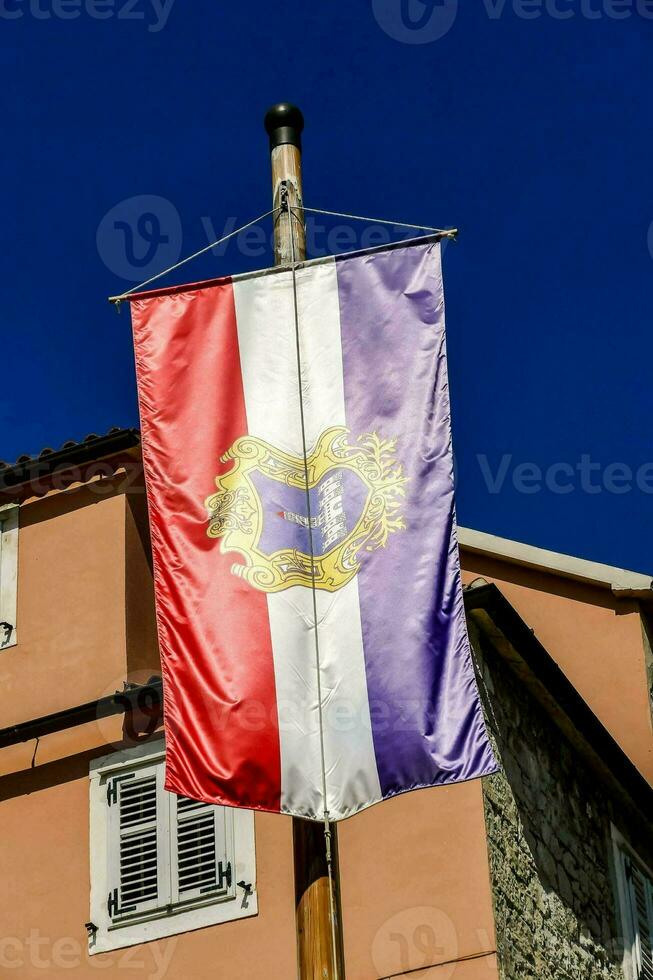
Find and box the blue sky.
[1,1,651,571]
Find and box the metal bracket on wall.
[279,180,290,213]
[0,622,14,648]
[237,880,253,908]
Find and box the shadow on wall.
[463,551,640,617]
[125,491,160,678]
[0,731,163,804]
[641,611,653,720]
[472,628,624,980]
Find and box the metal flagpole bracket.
[279,180,290,214]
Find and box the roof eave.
[458,526,653,598]
[0,428,141,500]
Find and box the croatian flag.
[129,237,497,822]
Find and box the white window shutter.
[90,746,256,953]
[0,504,19,649]
[106,763,168,922]
[170,795,234,906]
[626,857,653,980]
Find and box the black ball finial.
[264,103,304,151]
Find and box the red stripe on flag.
[131,283,281,813]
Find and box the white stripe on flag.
[233,260,382,820]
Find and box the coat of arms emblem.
[205,426,408,593]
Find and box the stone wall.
[470,621,637,980]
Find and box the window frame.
[612,824,653,980]
[0,503,18,650]
[89,739,257,954]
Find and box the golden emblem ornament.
[205,426,408,593]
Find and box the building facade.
[0,431,651,979]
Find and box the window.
[0,503,18,649]
[613,826,653,980]
[89,740,257,953]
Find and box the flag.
[129,236,498,821]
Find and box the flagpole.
[264,102,344,980]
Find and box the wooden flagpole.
[264,102,345,980]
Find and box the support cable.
[299,204,457,239]
[108,207,282,307]
[107,203,457,307]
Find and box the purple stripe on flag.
[335,240,498,799]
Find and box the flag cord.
[108,206,283,307]
[287,201,341,980]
